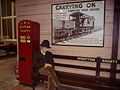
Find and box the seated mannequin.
[33,40,60,90]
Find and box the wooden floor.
[0,54,92,90]
[0,54,17,90]
[9,83,92,90]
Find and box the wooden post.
[96,57,101,79]
[111,0,120,79]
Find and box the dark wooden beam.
[110,0,120,79]
[54,63,96,70]
[96,57,101,78]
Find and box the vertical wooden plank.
[110,0,120,79]
[96,57,101,79]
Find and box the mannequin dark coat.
[33,50,54,73]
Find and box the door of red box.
[18,20,40,85]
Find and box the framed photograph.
[51,0,105,47]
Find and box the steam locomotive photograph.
[53,12,95,43]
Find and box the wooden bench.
[0,43,17,54]
[33,54,120,90]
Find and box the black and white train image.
[53,12,95,43]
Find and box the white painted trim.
[12,2,15,39]
[3,39,17,42]
[2,16,16,19]
[0,0,3,40]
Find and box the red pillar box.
[18,20,40,86]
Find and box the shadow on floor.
[0,54,17,60]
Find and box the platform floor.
[9,83,91,90]
[0,54,91,90]
[0,54,16,90]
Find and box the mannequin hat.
[41,40,51,48]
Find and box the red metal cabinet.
[18,20,40,85]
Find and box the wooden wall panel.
[104,36,112,48]
[105,0,114,9]
[17,7,51,16]
[17,0,90,7]
[51,45,112,58]
[52,50,111,58]
[16,0,116,75]
[17,4,50,12]
[104,23,113,36]
[40,35,51,44]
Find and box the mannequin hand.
[45,64,52,67]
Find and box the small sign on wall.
[51,0,105,47]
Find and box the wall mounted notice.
[51,0,105,47]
